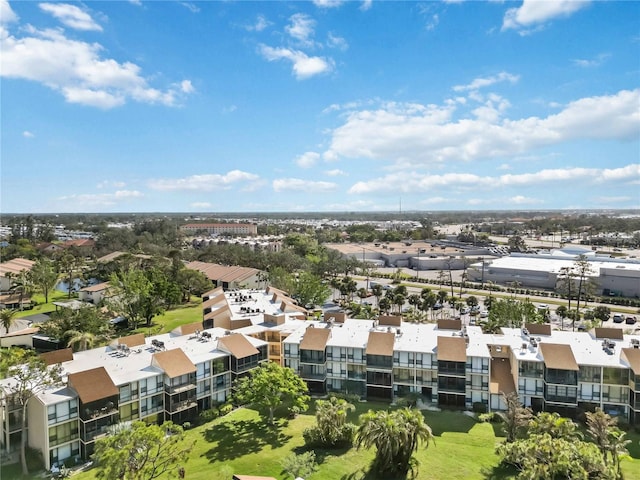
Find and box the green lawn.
[66,402,640,480]
[130,298,203,335]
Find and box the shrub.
[218,402,233,416]
[472,402,488,414]
[281,451,318,479]
[199,407,220,422]
[331,392,361,404]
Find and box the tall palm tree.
[371,284,383,308]
[585,408,630,477]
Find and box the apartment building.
[180,223,258,236]
[0,328,268,470]
[0,285,308,469]
[283,317,640,424]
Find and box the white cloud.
[273,178,337,192]
[148,170,260,191]
[360,0,372,12]
[179,80,194,93]
[96,180,126,189]
[190,202,212,209]
[325,169,347,176]
[572,53,610,68]
[594,196,633,204]
[179,2,200,13]
[426,13,439,31]
[0,24,193,108]
[57,190,143,206]
[503,0,590,33]
[1,0,18,24]
[22,130,34,138]
[313,0,344,8]
[327,32,348,51]
[286,13,315,45]
[453,71,520,92]
[222,104,237,114]
[347,164,640,195]
[509,195,543,205]
[323,89,639,164]
[498,163,510,170]
[295,151,320,168]
[258,45,334,79]
[245,14,270,32]
[39,3,102,31]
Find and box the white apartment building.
[180,223,258,236]
[283,317,640,424]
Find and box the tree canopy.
[93,421,194,480]
[234,361,310,425]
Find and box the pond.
[55,278,99,293]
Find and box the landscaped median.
[65,402,640,480]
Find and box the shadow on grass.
[202,417,292,463]
[480,463,519,479]
[422,410,478,436]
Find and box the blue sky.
[1,0,639,214]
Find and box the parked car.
[480,310,489,318]
[613,314,623,323]
[626,316,637,325]
[433,303,443,310]
[461,307,470,314]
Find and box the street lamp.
[362,247,369,291]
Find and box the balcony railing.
[82,407,118,421]
[165,383,197,395]
[168,400,197,413]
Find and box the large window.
[47,400,78,425]
[438,361,465,376]
[212,357,230,375]
[300,350,326,364]
[602,368,629,386]
[545,368,578,385]
[367,354,392,369]
[519,361,543,378]
[119,402,139,422]
[139,376,163,396]
[579,365,601,383]
[119,383,138,403]
[545,385,578,403]
[393,368,414,383]
[48,421,79,447]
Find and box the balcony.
[300,352,326,364]
[82,406,118,421]
[545,395,578,404]
[169,400,197,413]
[165,383,197,395]
[84,425,112,443]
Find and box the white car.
[479,310,489,318]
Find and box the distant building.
[186,261,262,290]
[181,223,258,236]
[0,258,35,292]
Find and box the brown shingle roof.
[0,258,35,276]
[117,333,146,348]
[365,331,395,356]
[300,327,330,351]
[324,311,345,323]
[68,367,118,404]
[437,336,467,362]
[218,334,259,359]
[539,343,579,371]
[176,322,203,336]
[490,358,516,394]
[438,319,462,330]
[378,315,402,327]
[41,348,73,366]
[622,347,640,375]
[594,328,624,340]
[79,282,110,292]
[152,349,196,378]
[525,323,552,336]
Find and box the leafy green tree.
[0,349,63,475]
[107,268,153,329]
[234,362,309,425]
[28,257,59,303]
[356,408,434,477]
[40,304,113,349]
[93,421,194,480]
[497,392,532,443]
[593,306,612,326]
[371,283,384,307]
[293,271,331,308]
[175,268,211,303]
[304,396,356,448]
[280,451,318,480]
[55,251,84,299]
[466,295,479,308]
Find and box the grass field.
[64,402,640,480]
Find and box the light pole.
[362,247,369,292]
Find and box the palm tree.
[356,408,434,477]
[371,284,383,307]
[407,294,421,313]
[357,287,368,304]
[556,305,568,331]
[67,330,97,352]
[315,396,355,447]
[586,408,630,477]
[497,392,532,443]
[0,308,18,335]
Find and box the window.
[47,400,78,425]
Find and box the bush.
[199,407,220,422]
[331,392,361,404]
[218,402,233,416]
[281,451,318,479]
[303,423,356,449]
[182,422,191,430]
[472,402,488,414]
